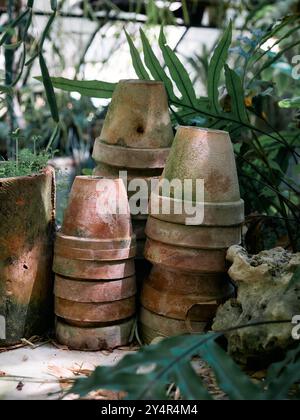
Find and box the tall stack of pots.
[0,167,56,346]
[92,79,174,285]
[53,176,137,350]
[141,126,245,343]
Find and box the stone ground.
[0,342,135,400]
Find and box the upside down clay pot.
[147,265,234,297]
[144,238,229,273]
[141,281,231,321]
[96,79,173,149]
[54,275,136,302]
[145,216,242,249]
[0,167,56,346]
[55,296,136,327]
[139,307,207,344]
[56,317,135,351]
[150,126,244,226]
[61,176,133,242]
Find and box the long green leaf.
[265,343,300,400]
[224,64,248,124]
[159,27,197,107]
[199,340,264,400]
[171,363,212,400]
[207,21,232,113]
[35,77,116,99]
[125,30,150,80]
[140,28,178,102]
[39,53,59,122]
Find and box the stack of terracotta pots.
[140,126,245,343]
[53,176,137,350]
[92,79,174,285]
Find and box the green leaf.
[39,53,59,123]
[224,65,248,124]
[35,77,116,99]
[139,28,178,102]
[278,97,300,109]
[171,363,212,400]
[125,30,150,80]
[159,27,197,107]
[208,21,232,113]
[199,340,264,400]
[265,343,300,400]
[51,0,57,11]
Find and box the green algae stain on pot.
[0,168,56,346]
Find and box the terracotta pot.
[144,238,228,273]
[0,167,56,346]
[61,176,133,240]
[139,307,207,344]
[53,255,135,280]
[161,126,241,203]
[150,190,244,226]
[93,141,170,170]
[55,296,136,326]
[141,281,231,321]
[148,265,234,297]
[145,216,242,249]
[54,275,136,302]
[96,79,173,149]
[56,317,135,351]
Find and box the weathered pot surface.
[54,241,136,261]
[54,275,136,303]
[139,307,207,343]
[61,176,133,240]
[141,282,230,321]
[92,141,170,169]
[144,238,228,273]
[147,265,234,297]
[149,190,245,226]
[53,255,135,280]
[161,126,241,203]
[0,167,55,346]
[56,317,135,350]
[55,296,136,324]
[145,216,242,249]
[96,79,173,150]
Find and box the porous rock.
[212,246,300,366]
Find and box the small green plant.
[0,148,51,178]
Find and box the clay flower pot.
[146,216,242,249]
[150,126,244,226]
[55,296,136,327]
[61,176,133,242]
[139,307,207,344]
[147,265,234,298]
[54,176,136,264]
[144,238,229,273]
[141,281,231,321]
[56,317,135,351]
[97,79,173,149]
[0,167,56,346]
[54,275,137,302]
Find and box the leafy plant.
[68,322,299,400]
[0,148,52,178]
[46,22,300,251]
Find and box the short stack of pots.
[140,126,245,343]
[53,176,137,350]
[92,79,174,284]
